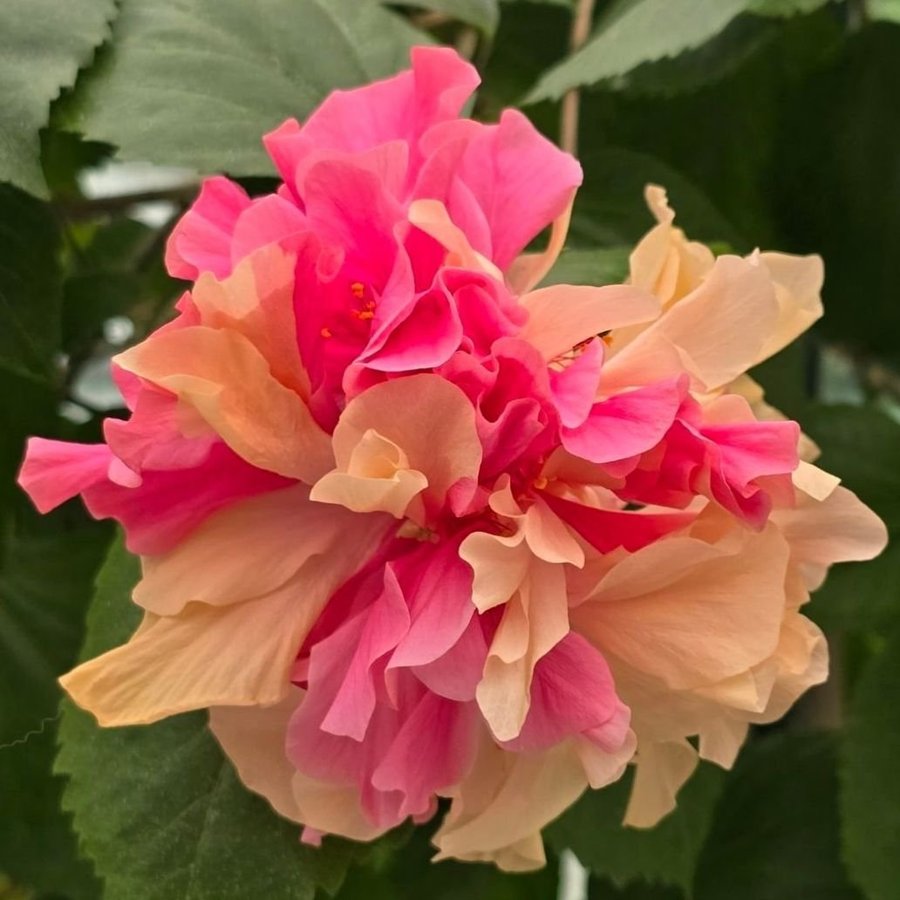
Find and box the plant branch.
[560,0,597,155]
[55,186,199,221]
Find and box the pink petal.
[561,376,686,464]
[321,566,411,741]
[18,438,112,513]
[164,177,251,280]
[264,46,479,193]
[503,632,629,754]
[549,339,603,429]
[542,491,695,553]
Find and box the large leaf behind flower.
[64,0,425,176]
[56,538,364,899]
[693,732,861,899]
[0,0,116,196]
[545,762,724,893]
[840,623,900,900]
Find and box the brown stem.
[455,24,479,61]
[560,0,597,155]
[55,185,199,220]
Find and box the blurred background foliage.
[1,0,899,898]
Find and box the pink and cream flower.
[19,47,886,869]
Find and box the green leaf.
[799,405,900,633]
[0,186,64,385]
[526,0,756,102]
[336,820,558,899]
[869,0,900,23]
[68,0,426,176]
[477,0,570,131]
[0,509,112,898]
[55,538,363,899]
[775,23,900,357]
[389,0,499,34]
[693,732,861,900]
[545,762,725,893]
[748,0,832,14]
[540,247,631,287]
[590,878,683,900]
[569,148,743,249]
[840,624,900,900]
[801,405,900,634]
[0,0,116,196]
[598,15,777,98]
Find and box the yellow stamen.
[350,281,365,299]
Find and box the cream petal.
[434,738,587,864]
[62,520,387,726]
[329,374,482,511]
[476,563,570,741]
[624,739,698,828]
[573,526,790,690]
[756,251,824,361]
[459,528,530,613]
[698,717,749,770]
[606,254,780,392]
[523,497,585,567]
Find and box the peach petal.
[62,561,335,726]
[209,692,304,823]
[115,325,332,482]
[574,526,790,690]
[624,738,698,828]
[606,254,781,391]
[476,562,570,741]
[328,373,482,512]
[135,485,384,615]
[434,738,588,868]
[191,243,311,399]
[519,283,660,361]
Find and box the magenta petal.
[503,632,629,753]
[371,692,478,819]
[363,287,463,372]
[264,46,479,192]
[412,614,488,702]
[542,491,696,553]
[230,193,308,263]
[164,176,251,280]
[18,439,112,513]
[561,376,687,464]
[388,538,475,670]
[434,109,582,269]
[322,566,411,741]
[550,339,604,429]
[83,443,291,555]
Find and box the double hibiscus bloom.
[21,48,885,869]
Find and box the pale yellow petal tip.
[644,183,674,225]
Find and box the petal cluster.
[20,48,887,868]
